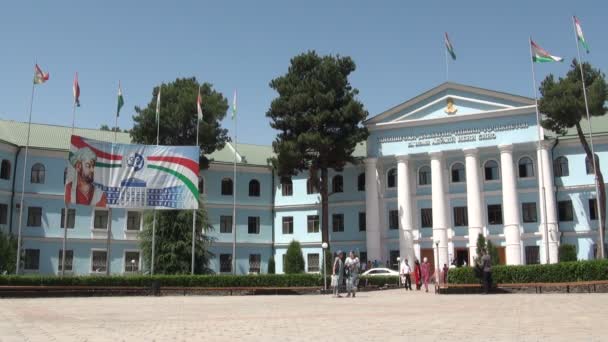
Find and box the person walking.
[481,249,492,294]
[421,257,431,293]
[413,259,422,290]
[442,263,449,285]
[332,251,344,298]
[345,251,360,298]
[400,258,412,290]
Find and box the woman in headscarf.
[413,259,422,290]
[421,257,431,293]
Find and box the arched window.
[451,163,465,183]
[221,178,233,196]
[387,168,397,188]
[418,166,431,186]
[281,177,293,196]
[63,167,68,185]
[518,157,534,178]
[249,179,260,197]
[332,175,343,193]
[198,176,205,194]
[0,159,11,180]
[357,173,365,192]
[30,163,45,184]
[306,178,318,194]
[553,156,569,177]
[484,160,499,181]
[586,154,599,175]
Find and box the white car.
[361,268,400,276]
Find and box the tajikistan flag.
[445,32,456,60]
[574,16,589,53]
[531,40,563,63]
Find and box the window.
[332,175,343,193]
[586,154,599,175]
[525,246,540,265]
[248,216,260,234]
[94,210,109,229]
[487,204,503,225]
[248,179,260,197]
[27,207,42,227]
[220,254,232,273]
[357,173,365,191]
[306,179,318,194]
[126,211,142,231]
[0,203,7,225]
[1,159,11,180]
[332,214,344,232]
[91,250,107,273]
[198,176,204,194]
[359,212,366,231]
[389,250,400,270]
[30,163,45,184]
[24,249,40,270]
[307,215,319,233]
[421,208,433,228]
[58,250,73,272]
[221,178,233,196]
[387,168,397,188]
[63,167,67,185]
[558,200,574,222]
[281,177,293,196]
[590,198,598,220]
[60,208,76,229]
[124,251,140,272]
[453,206,468,226]
[484,160,499,181]
[282,216,293,234]
[518,157,534,178]
[389,210,398,230]
[249,254,261,274]
[522,203,538,223]
[451,163,465,183]
[418,166,431,186]
[220,215,233,233]
[554,157,569,177]
[307,253,320,272]
[359,252,368,264]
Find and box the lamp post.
[322,242,328,292]
[131,259,136,273]
[396,256,401,287]
[434,240,440,290]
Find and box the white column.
[499,144,522,265]
[397,155,415,267]
[430,152,449,268]
[464,148,483,265]
[365,158,382,263]
[537,142,559,264]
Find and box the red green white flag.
[574,16,589,53]
[33,64,49,84]
[531,40,563,63]
[445,32,456,60]
[197,87,203,121]
[73,72,80,107]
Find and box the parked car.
[361,268,399,276]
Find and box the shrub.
[559,244,577,262]
[0,231,17,274]
[267,256,275,274]
[284,240,305,274]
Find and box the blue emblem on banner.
[127,153,145,172]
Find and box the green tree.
[559,244,578,262]
[539,61,608,257]
[474,233,498,269]
[267,256,275,274]
[266,51,369,246]
[0,231,17,274]
[99,124,123,132]
[486,240,500,266]
[131,77,230,274]
[284,240,305,274]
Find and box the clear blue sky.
[1,0,606,146]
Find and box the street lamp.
[396,256,401,287]
[322,242,328,292]
[434,240,440,289]
[131,259,136,273]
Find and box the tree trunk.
[575,122,606,258]
[320,168,329,249]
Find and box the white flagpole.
[191,86,200,275]
[572,17,604,259]
[529,38,551,264]
[61,74,78,276]
[445,41,449,82]
[105,81,121,276]
[232,90,237,275]
[151,85,161,275]
[15,64,38,274]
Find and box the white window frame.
[125,210,144,232]
[517,155,536,179]
[483,159,501,183]
[417,165,432,187]
[91,208,110,231]
[57,249,74,273]
[385,167,397,190]
[449,161,466,184]
[23,248,40,272]
[123,249,141,273]
[90,248,108,274]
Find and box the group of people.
[399,257,433,292]
[331,250,360,298]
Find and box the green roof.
[207,142,275,166]
[546,115,608,140]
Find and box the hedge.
[447,259,608,284]
[0,274,324,288]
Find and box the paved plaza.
[0,290,607,341]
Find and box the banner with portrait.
[65,135,199,209]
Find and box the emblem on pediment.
[444,97,458,115]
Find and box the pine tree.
[284,240,305,274]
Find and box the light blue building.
[1,82,605,275]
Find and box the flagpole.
[529,38,551,264]
[61,89,78,276]
[105,81,121,276]
[445,43,449,82]
[151,85,160,275]
[572,18,604,259]
[15,66,37,275]
[232,91,237,275]
[191,86,201,275]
